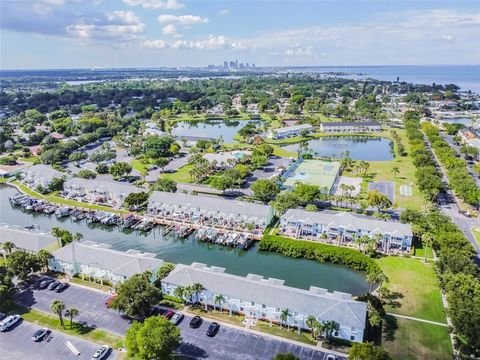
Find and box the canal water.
[170,119,258,143]
[281,136,394,161]
[0,185,369,295]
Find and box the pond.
[0,185,369,295]
[170,119,258,143]
[281,136,395,161]
[440,118,474,127]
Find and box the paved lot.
[17,283,343,360]
[0,320,115,360]
[368,181,395,202]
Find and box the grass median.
[12,306,124,349]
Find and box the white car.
[0,315,21,331]
[91,345,111,360]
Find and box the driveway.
[0,320,115,360]
[17,283,343,360]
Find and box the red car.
[164,310,175,319]
[105,295,117,308]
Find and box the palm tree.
[174,286,185,302]
[190,283,205,304]
[50,299,65,328]
[391,166,400,179]
[51,227,63,247]
[280,308,291,330]
[72,232,83,242]
[368,308,382,328]
[214,294,226,314]
[306,315,319,339]
[64,307,79,329]
[323,320,340,339]
[37,249,52,272]
[1,241,16,258]
[183,286,194,304]
[422,232,434,263]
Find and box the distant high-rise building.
[229,61,235,68]
[252,63,256,68]
[245,63,250,69]
[239,63,245,69]
[223,61,228,69]
[234,59,238,68]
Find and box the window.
[262,304,266,309]
[350,335,355,341]
[251,301,255,306]
[240,307,244,312]
[275,308,280,312]
[334,331,339,336]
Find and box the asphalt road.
[0,320,115,360]
[17,283,343,360]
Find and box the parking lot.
[0,320,115,360]
[17,283,344,360]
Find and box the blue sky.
[1,0,479,69]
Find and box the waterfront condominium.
[319,121,381,133]
[266,124,314,139]
[147,191,274,232]
[162,262,367,342]
[21,164,67,190]
[279,209,413,252]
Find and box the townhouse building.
[320,121,381,133]
[0,223,57,253]
[162,262,367,342]
[267,124,314,139]
[21,164,66,190]
[63,178,144,208]
[147,191,274,231]
[280,209,413,252]
[50,240,163,284]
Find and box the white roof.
[22,164,65,181]
[64,178,144,197]
[0,223,56,252]
[149,191,272,219]
[164,262,367,329]
[53,241,163,278]
[273,124,313,134]
[282,209,413,238]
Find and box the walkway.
[386,313,448,327]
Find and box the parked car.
[206,322,220,337]
[39,278,55,289]
[105,295,117,308]
[0,313,6,321]
[47,281,61,290]
[164,310,175,320]
[189,315,202,329]
[0,315,21,331]
[91,345,112,360]
[150,306,167,317]
[55,283,70,293]
[325,355,337,360]
[32,328,51,342]
[170,313,184,325]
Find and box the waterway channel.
[170,119,258,143]
[0,185,369,295]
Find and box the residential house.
[0,223,57,253]
[162,262,367,342]
[267,124,314,139]
[50,240,164,284]
[21,164,66,190]
[147,191,274,231]
[203,151,251,169]
[320,122,381,133]
[279,209,413,252]
[63,178,144,208]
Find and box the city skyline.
[1,0,479,69]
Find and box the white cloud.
[162,24,180,36]
[67,10,145,41]
[143,39,167,49]
[122,0,184,10]
[285,46,313,57]
[158,14,209,25]
[142,35,234,50]
[217,9,229,16]
[441,34,454,41]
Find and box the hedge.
[259,234,382,275]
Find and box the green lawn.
[376,256,446,323]
[70,277,112,292]
[11,181,128,214]
[382,315,452,360]
[251,321,316,346]
[471,227,480,246]
[131,159,149,176]
[161,164,194,183]
[14,307,124,349]
[187,306,245,327]
[271,144,297,158]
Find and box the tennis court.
[368,181,395,202]
[283,159,341,192]
[400,184,412,197]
